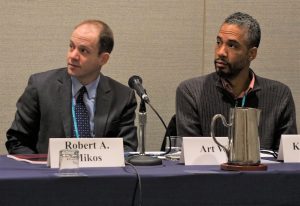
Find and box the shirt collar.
[221,70,255,99]
[71,76,100,99]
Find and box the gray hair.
[224,12,261,48]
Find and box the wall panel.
[0,0,298,154]
[0,0,204,154]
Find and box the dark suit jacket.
[6,68,138,154]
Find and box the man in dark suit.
[6,20,138,154]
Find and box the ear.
[248,47,258,61]
[99,52,110,66]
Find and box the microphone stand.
[127,99,162,166]
[138,100,147,155]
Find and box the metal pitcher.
[211,107,261,165]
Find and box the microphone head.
[128,75,143,89]
[128,75,150,103]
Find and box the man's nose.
[69,49,79,60]
[216,44,227,58]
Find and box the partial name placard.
[180,137,228,165]
[47,138,124,168]
[277,135,300,162]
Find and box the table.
[0,155,300,206]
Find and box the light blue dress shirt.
[71,76,100,137]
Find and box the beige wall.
[0,0,299,154]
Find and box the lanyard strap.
[71,98,80,139]
[241,94,247,107]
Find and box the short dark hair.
[75,20,114,54]
[224,12,261,48]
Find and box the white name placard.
[180,137,228,165]
[47,138,125,168]
[277,135,300,162]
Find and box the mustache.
[214,58,229,65]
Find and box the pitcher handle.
[210,114,232,158]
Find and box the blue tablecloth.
[0,155,300,206]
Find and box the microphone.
[128,75,150,103]
[127,75,162,166]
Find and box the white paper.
[48,138,125,168]
[278,135,300,162]
[181,137,228,165]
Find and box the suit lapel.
[57,69,73,137]
[94,74,112,137]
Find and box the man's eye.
[229,44,236,48]
[80,48,89,54]
[216,41,221,47]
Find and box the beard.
[214,58,246,80]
